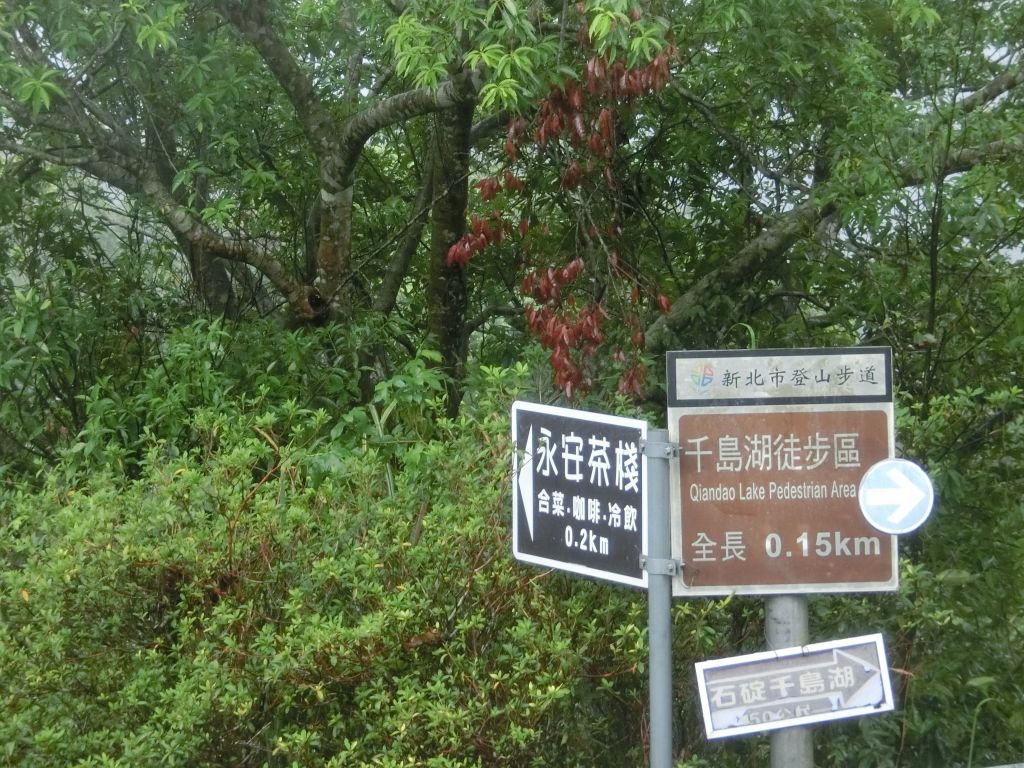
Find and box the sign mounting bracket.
[642,438,678,459]
[640,555,680,576]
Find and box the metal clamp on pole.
[641,438,679,459]
[640,555,680,576]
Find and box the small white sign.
[695,634,895,739]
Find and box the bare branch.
[673,83,812,194]
[370,63,397,97]
[940,136,1024,178]
[464,304,521,336]
[1,56,142,163]
[0,139,96,166]
[645,201,823,352]
[70,22,127,85]
[471,110,514,144]
[134,171,314,316]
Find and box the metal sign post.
[667,347,905,767]
[510,350,918,768]
[643,430,677,768]
[511,404,675,767]
[766,595,813,767]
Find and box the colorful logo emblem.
[691,362,715,393]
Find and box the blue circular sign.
[858,459,934,535]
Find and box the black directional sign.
[511,401,648,588]
[695,634,894,738]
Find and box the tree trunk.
[183,240,239,317]
[427,103,475,416]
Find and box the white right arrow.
[864,467,925,525]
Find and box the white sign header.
[669,347,891,407]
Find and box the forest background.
[1,0,1022,765]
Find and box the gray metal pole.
[646,429,674,768]
[766,595,813,768]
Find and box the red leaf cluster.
[560,160,584,190]
[520,257,584,303]
[503,170,525,192]
[525,301,609,398]
[474,176,502,202]
[618,360,647,398]
[504,117,528,160]
[452,44,676,397]
[446,211,512,268]
[521,258,609,397]
[530,50,675,190]
[585,52,672,101]
[535,80,613,151]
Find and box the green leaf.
[966,676,997,689]
[14,68,66,115]
[588,12,613,42]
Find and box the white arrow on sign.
[859,458,934,535]
[863,467,926,526]
[517,426,535,540]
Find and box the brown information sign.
[667,348,898,595]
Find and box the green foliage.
[132,2,186,56]
[385,12,455,88]
[0,173,174,482]
[0,373,655,767]
[1,0,1024,765]
[13,65,65,114]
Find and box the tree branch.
[470,110,513,144]
[218,0,334,156]
[957,61,1024,114]
[645,201,824,352]
[370,63,397,97]
[336,68,483,183]
[939,137,1024,178]
[644,132,1024,353]
[373,164,435,314]
[672,83,812,194]
[464,304,521,336]
[135,171,314,316]
[0,139,96,167]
